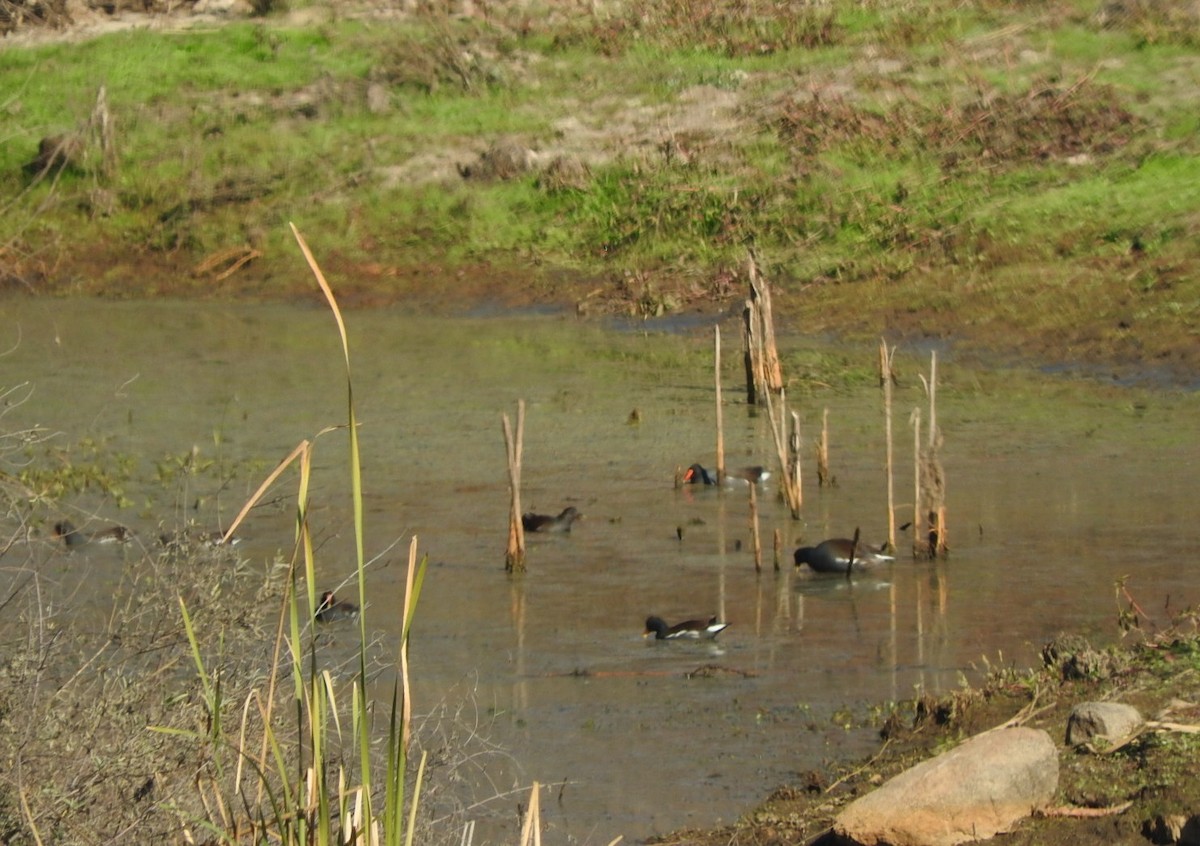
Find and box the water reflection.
[3,297,1197,844]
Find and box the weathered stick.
[742,300,758,406]
[749,483,762,573]
[911,407,923,559]
[762,388,801,518]
[503,400,526,573]
[790,410,802,508]
[773,527,782,572]
[879,340,897,553]
[715,325,726,483]
[920,351,948,557]
[817,407,831,487]
[748,250,784,396]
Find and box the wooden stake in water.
[817,407,831,487]
[763,388,802,519]
[927,352,948,556]
[749,482,762,573]
[790,409,802,507]
[742,250,784,406]
[503,400,526,573]
[879,339,897,553]
[773,527,782,572]
[715,325,726,484]
[911,407,923,560]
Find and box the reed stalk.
[715,326,725,483]
[911,407,922,560]
[163,226,429,845]
[762,388,802,518]
[879,339,897,553]
[817,407,831,487]
[921,351,948,557]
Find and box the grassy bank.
[1,0,1198,376]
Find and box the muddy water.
[5,297,1198,843]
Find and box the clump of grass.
[164,226,429,844]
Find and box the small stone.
[1066,702,1144,747]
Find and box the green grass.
[2,0,1199,369]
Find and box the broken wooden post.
[503,400,526,573]
[742,250,784,406]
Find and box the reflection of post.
[717,495,727,627]
[510,577,528,713]
[773,564,791,632]
[888,579,898,705]
[503,400,526,573]
[749,483,762,573]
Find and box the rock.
[833,727,1058,846]
[1066,701,1144,747]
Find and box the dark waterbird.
[54,519,134,548]
[793,537,894,575]
[682,463,771,487]
[315,590,360,623]
[521,506,582,533]
[643,615,729,640]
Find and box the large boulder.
[834,727,1058,846]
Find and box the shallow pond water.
[3,297,1198,843]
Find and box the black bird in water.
[521,506,582,533]
[793,537,894,575]
[682,463,771,487]
[315,590,360,623]
[54,520,134,548]
[643,615,729,640]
